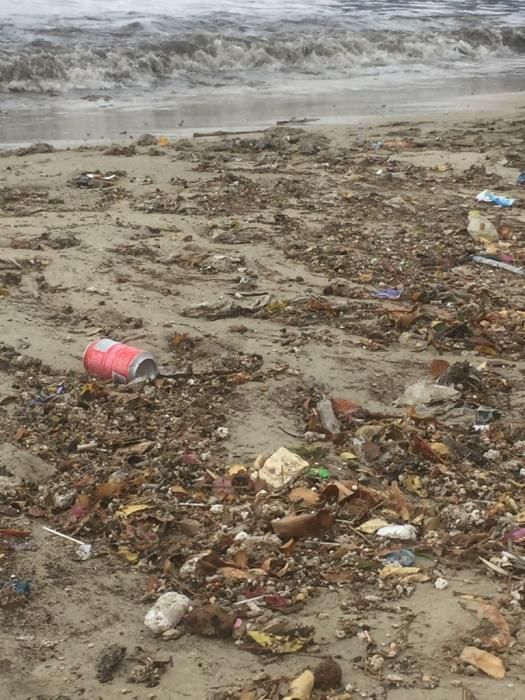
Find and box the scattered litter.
[284,669,314,700]
[475,405,500,426]
[0,578,31,608]
[70,171,123,188]
[476,190,515,207]
[377,524,417,540]
[244,627,314,654]
[83,338,158,383]
[397,380,459,407]
[383,549,416,567]
[42,526,92,559]
[307,467,331,480]
[317,399,341,434]
[503,527,525,543]
[471,255,525,276]
[4,117,525,695]
[434,577,448,590]
[256,447,309,489]
[373,287,402,300]
[467,210,498,243]
[144,592,191,634]
[28,383,66,407]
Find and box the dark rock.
[95,644,126,683]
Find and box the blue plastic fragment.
[476,190,515,207]
[383,549,416,567]
[517,172,525,186]
[12,580,31,595]
[1,579,31,595]
[373,287,402,300]
[28,383,66,407]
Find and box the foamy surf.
[1,4,525,94]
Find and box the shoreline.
[2,86,525,148]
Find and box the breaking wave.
[1,24,525,93]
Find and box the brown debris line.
[1,334,525,598]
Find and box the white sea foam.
[1,24,524,93]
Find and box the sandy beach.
[1,103,525,700]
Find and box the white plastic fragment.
[255,447,309,489]
[434,577,449,590]
[144,592,191,634]
[397,380,459,407]
[377,524,417,541]
[42,525,92,559]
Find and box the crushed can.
[83,338,158,384]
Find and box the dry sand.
[1,106,525,699]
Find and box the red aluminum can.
[83,338,158,384]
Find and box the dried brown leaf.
[459,646,505,679]
[219,566,249,580]
[96,481,126,499]
[332,397,360,417]
[321,481,357,504]
[272,510,334,540]
[477,602,512,652]
[474,344,498,356]
[411,435,445,463]
[388,482,413,521]
[289,487,320,505]
[361,441,380,461]
[229,551,247,570]
[429,359,450,378]
[280,539,296,556]
[321,569,354,583]
[389,307,420,328]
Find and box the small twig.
[336,519,374,546]
[278,426,303,439]
[193,128,267,139]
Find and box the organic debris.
[313,657,343,690]
[95,644,126,683]
[459,646,506,680]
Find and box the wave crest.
[1,25,524,93]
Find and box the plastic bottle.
[467,210,498,243]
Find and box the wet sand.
[2,84,525,148]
